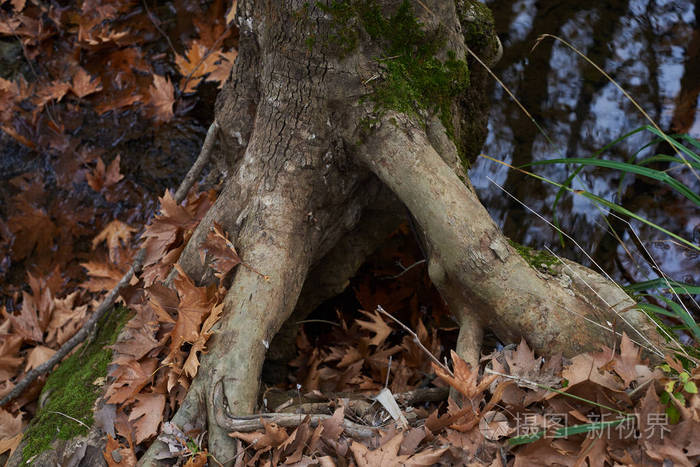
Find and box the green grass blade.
[644,126,700,164]
[508,418,629,446]
[626,279,700,295]
[524,170,699,252]
[655,296,700,341]
[678,134,700,152]
[637,302,681,318]
[636,154,700,169]
[527,157,700,206]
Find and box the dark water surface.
[473,0,700,288]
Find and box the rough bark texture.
[141,0,665,464]
[9,1,667,465]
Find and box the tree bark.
[127,0,667,464]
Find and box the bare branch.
[375,305,453,377]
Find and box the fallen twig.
[0,121,220,408]
[220,413,380,440]
[272,387,449,415]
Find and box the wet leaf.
[71,67,103,98]
[147,75,175,123]
[92,220,136,263]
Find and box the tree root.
[357,113,667,361]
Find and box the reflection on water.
[472,0,699,287]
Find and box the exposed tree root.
[357,114,666,361]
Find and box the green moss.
[320,0,470,141]
[21,306,131,464]
[508,239,561,272]
[456,0,496,51]
[317,1,362,55]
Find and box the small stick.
[0,121,220,408]
[141,0,178,60]
[221,413,380,440]
[174,121,220,202]
[46,410,91,430]
[375,305,453,377]
[0,251,143,407]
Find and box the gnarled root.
[357,114,667,362]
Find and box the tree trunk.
[127,0,666,464]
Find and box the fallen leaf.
[8,198,57,261]
[129,392,166,444]
[225,1,238,25]
[206,49,237,88]
[81,259,127,293]
[25,345,56,371]
[71,67,103,98]
[183,302,223,378]
[0,331,24,380]
[109,306,161,361]
[32,80,71,109]
[321,406,345,441]
[92,220,136,263]
[432,350,497,402]
[184,452,208,466]
[350,433,404,467]
[615,332,642,387]
[168,266,214,358]
[356,309,392,347]
[86,155,124,192]
[147,75,175,123]
[45,291,88,347]
[105,358,157,405]
[140,190,207,285]
[0,434,22,460]
[229,420,289,449]
[7,0,26,13]
[103,435,136,467]
[0,408,23,439]
[2,292,44,343]
[200,222,241,280]
[94,91,141,115]
[175,40,218,93]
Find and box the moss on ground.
[508,239,561,272]
[21,305,131,464]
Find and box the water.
[472,0,700,288]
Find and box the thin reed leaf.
[626,279,700,295]
[526,157,700,206]
[480,154,700,253]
